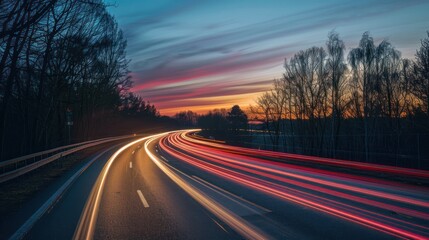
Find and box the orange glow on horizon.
[158,91,265,116]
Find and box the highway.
[4,130,429,239]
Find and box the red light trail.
[157,130,429,239]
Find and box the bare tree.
[412,32,429,114]
[284,47,329,154]
[252,31,429,168]
[326,31,347,156]
[0,0,135,160]
[251,88,284,151]
[348,32,375,162]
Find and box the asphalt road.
[9,134,238,240]
[4,130,429,239]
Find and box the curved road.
[6,130,429,239]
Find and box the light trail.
[171,133,429,211]
[158,130,429,239]
[144,135,269,240]
[183,130,429,179]
[74,133,167,240]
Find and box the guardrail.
[0,135,137,183]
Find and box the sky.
[105,0,429,116]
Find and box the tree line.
[174,106,249,144]
[0,0,159,160]
[252,31,429,168]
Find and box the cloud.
[116,0,428,115]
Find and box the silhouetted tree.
[252,30,429,169]
[198,109,229,139]
[120,93,159,118]
[0,0,148,160]
[251,80,286,150]
[284,46,329,153]
[228,105,248,133]
[349,32,405,162]
[198,106,249,144]
[174,111,198,128]
[326,31,347,157]
[412,32,429,115]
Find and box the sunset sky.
[106,0,429,116]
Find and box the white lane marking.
[10,146,116,240]
[74,132,174,240]
[132,150,135,155]
[210,217,228,233]
[129,162,133,168]
[137,190,150,208]
[160,156,169,162]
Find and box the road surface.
[3,130,429,239]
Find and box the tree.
[0,0,139,160]
[120,93,159,118]
[251,80,287,150]
[227,105,248,133]
[412,32,429,115]
[326,31,347,156]
[348,32,405,162]
[284,46,329,154]
[198,109,229,139]
[251,30,429,168]
[174,111,198,127]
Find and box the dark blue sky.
[106,0,429,115]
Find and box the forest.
[251,31,429,169]
[0,0,162,161]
